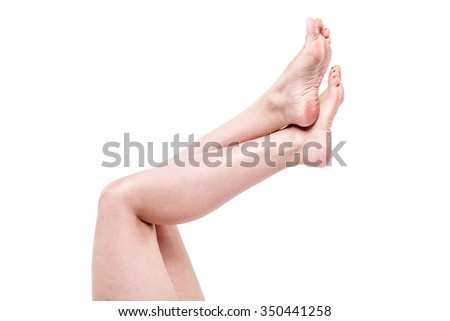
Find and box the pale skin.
[92,18,345,300]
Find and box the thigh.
[92,207,178,300]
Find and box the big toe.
[305,18,320,42]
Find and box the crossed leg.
[92,19,344,301]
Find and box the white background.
[1,0,449,320]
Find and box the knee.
[98,177,133,213]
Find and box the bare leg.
[159,21,333,298]
[155,67,344,301]
[92,19,342,300]
[92,67,344,300]
[92,129,296,300]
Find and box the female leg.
[92,19,343,301]
[154,19,334,300]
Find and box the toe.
[306,18,320,41]
[323,28,330,38]
[316,18,324,33]
[329,66,342,86]
[334,65,341,73]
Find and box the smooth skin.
[92,18,344,301]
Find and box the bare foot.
[289,66,344,167]
[272,18,332,127]
[317,65,344,132]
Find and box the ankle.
[260,84,288,122]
